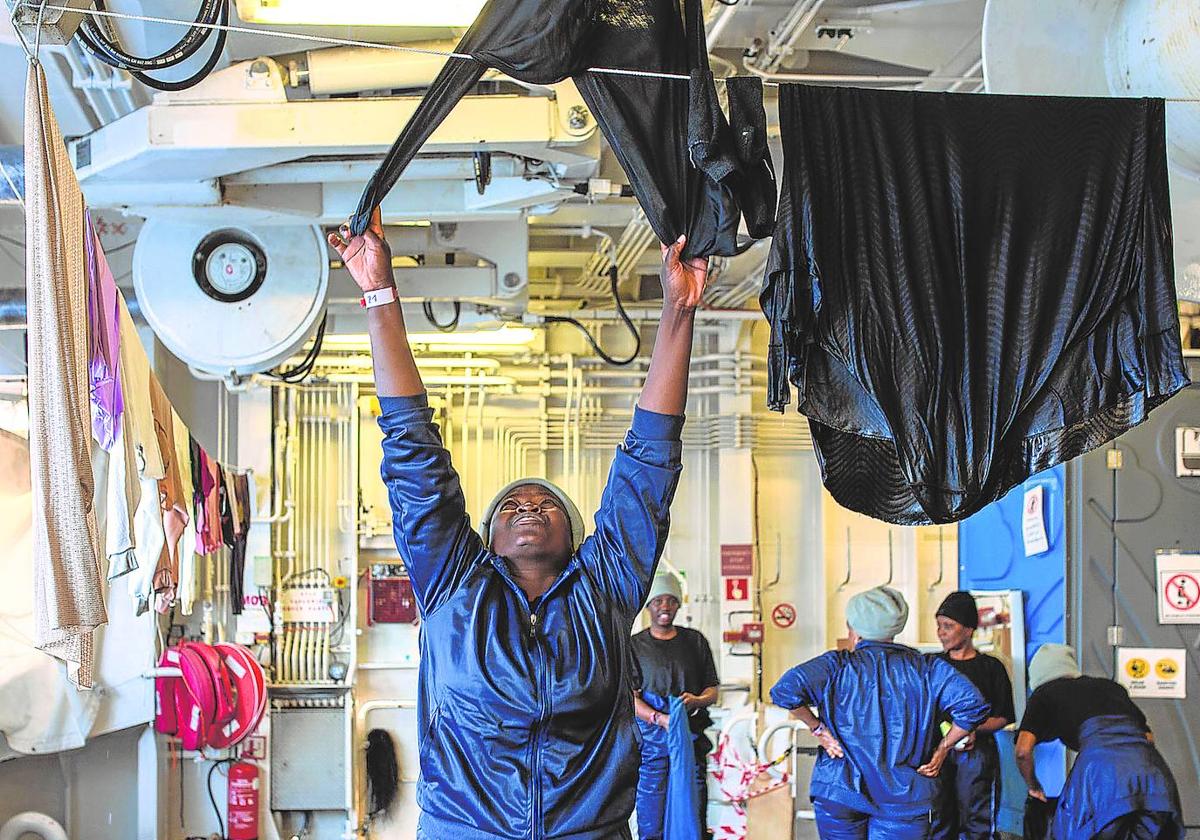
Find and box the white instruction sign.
[1176,427,1200,477]
[1156,553,1200,625]
[1118,647,1186,699]
[1022,485,1049,556]
[280,587,338,624]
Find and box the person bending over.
[329,210,709,840]
[1016,644,1184,840]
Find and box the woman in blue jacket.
[1015,644,1184,840]
[771,586,989,839]
[329,210,709,840]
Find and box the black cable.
[544,266,640,366]
[422,300,461,333]
[77,0,221,71]
[206,759,234,840]
[77,0,229,92]
[330,587,349,645]
[268,313,328,383]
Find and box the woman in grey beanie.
[771,587,989,838]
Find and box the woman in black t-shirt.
[931,591,1015,840]
[631,571,719,840]
[1015,644,1184,840]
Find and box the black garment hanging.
[762,85,1189,525]
[350,0,775,260]
[229,472,251,616]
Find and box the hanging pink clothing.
[194,446,224,556]
[84,212,123,452]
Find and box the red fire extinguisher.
[227,761,259,840]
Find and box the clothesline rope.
[23,2,1200,99]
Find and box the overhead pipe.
[289,43,554,97]
[289,42,472,95]
[748,0,831,73]
[0,289,144,327]
[743,63,985,85]
[706,0,743,49]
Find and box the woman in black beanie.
[931,591,1015,840]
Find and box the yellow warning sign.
[1117,647,1187,699]
[1155,657,1179,680]
[1124,657,1150,680]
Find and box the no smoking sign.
[771,603,797,629]
[1156,553,1200,625]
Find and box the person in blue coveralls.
[770,586,989,840]
[1016,644,1185,840]
[931,591,1015,840]
[631,571,720,839]
[329,209,711,840]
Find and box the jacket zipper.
[529,608,547,840]
[490,559,575,840]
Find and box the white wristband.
[361,286,397,309]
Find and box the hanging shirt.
[171,410,194,515]
[103,408,140,580]
[118,299,165,481]
[101,291,144,577]
[934,651,1014,736]
[771,640,988,817]
[631,627,719,735]
[148,376,187,612]
[25,62,106,687]
[84,212,123,452]
[228,472,253,616]
[350,0,775,260]
[762,84,1189,525]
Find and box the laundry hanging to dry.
[25,61,106,687]
[762,85,1189,525]
[350,0,776,260]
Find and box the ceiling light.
[236,0,488,27]
[322,326,538,351]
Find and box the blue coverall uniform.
[378,395,684,839]
[771,641,989,840]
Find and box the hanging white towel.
[173,409,198,615]
[25,62,105,688]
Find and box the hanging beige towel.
[118,297,164,481]
[25,63,106,688]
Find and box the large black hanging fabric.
[349,0,776,260]
[762,84,1190,526]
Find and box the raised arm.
[332,211,481,613]
[639,236,708,415]
[328,208,424,398]
[577,239,708,613]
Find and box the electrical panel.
[368,564,417,625]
